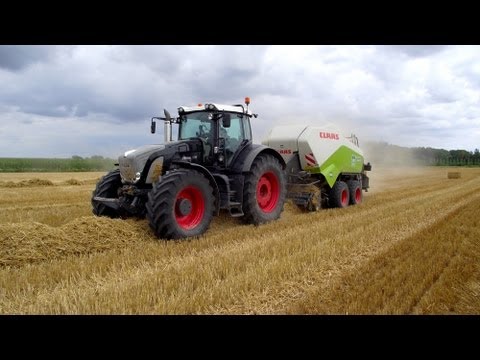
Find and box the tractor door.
[220,113,251,166]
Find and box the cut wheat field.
[0,167,479,314]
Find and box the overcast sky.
[0,45,479,158]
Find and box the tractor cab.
[152,98,256,168]
[177,104,253,166]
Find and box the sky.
[0,45,479,158]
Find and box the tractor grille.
[117,144,166,184]
[119,156,137,183]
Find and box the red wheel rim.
[341,189,348,206]
[355,188,362,203]
[256,171,280,213]
[175,186,205,230]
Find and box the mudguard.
[230,144,286,173]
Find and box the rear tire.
[146,170,214,240]
[329,180,349,208]
[242,154,286,225]
[347,180,362,205]
[92,169,123,218]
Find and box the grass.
[0,157,116,172]
[287,197,480,314]
[0,167,479,314]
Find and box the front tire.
[92,169,122,217]
[242,154,286,225]
[146,169,214,240]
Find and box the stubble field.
[0,167,479,314]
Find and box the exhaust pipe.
[163,109,172,143]
[164,120,171,143]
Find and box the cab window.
[220,113,245,164]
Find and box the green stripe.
[305,145,364,187]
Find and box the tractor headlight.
[135,172,141,182]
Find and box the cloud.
[0,45,479,159]
[385,45,448,58]
[0,45,59,71]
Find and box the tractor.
[92,98,287,239]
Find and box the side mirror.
[164,109,171,122]
[151,119,156,134]
[222,113,231,128]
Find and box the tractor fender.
[171,161,221,214]
[231,144,286,173]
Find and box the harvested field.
[0,167,479,314]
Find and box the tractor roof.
[178,103,253,117]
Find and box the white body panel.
[262,125,307,164]
[262,124,363,170]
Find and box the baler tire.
[329,180,350,208]
[347,180,363,205]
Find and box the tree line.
[0,156,117,172]
[1,144,479,172]
[363,142,480,166]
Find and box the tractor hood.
[118,144,165,183]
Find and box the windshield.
[178,112,213,141]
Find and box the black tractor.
[92,98,287,239]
